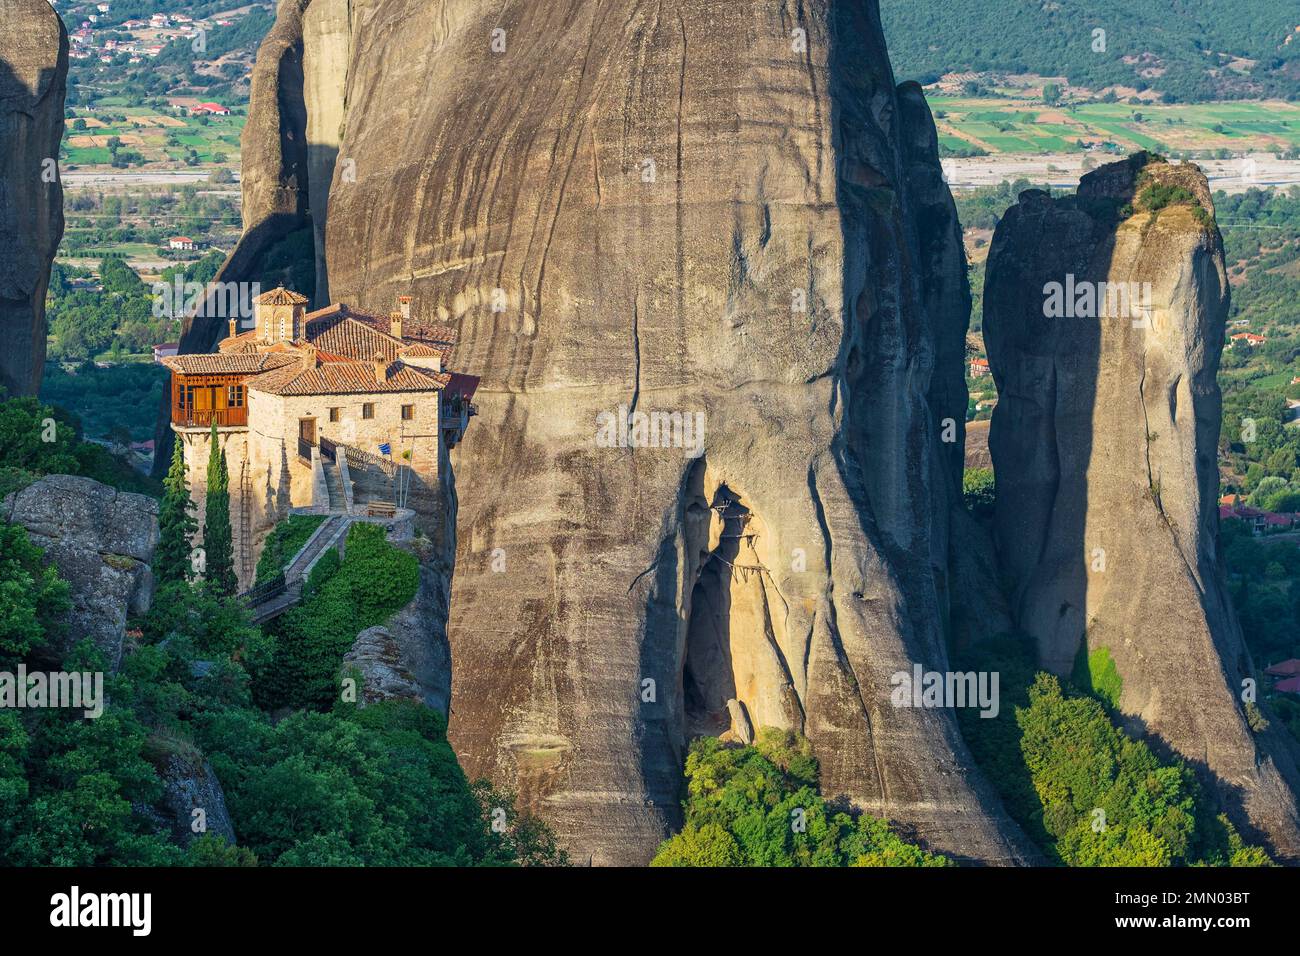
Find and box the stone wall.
[247,384,443,518]
[176,426,257,589]
[175,378,451,588]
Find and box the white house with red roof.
[1228,332,1266,348]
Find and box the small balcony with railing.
[170,376,250,431]
[440,396,477,448]
[173,405,249,429]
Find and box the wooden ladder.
[238,460,253,583]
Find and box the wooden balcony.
[172,406,249,429]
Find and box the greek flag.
[378,442,391,456]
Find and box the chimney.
[389,309,403,340]
[228,318,238,339]
[398,295,412,323]
[373,353,388,383]
[300,344,317,371]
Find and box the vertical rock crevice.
[680,479,803,745]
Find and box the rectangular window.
[227,385,244,407]
[329,407,341,423]
[401,404,414,421]
[362,403,375,420]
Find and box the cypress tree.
[156,433,197,584]
[203,421,237,596]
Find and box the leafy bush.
[963,467,996,519]
[0,394,158,495]
[0,523,71,662]
[1072,643,1123,710]
[1,639,185,866]
[652,729,950,867]
[254,514,325,583]
[193,700,564,867]
[258,523,419,710]
[957,633,1271,867]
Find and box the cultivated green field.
[61,105,244,168]
[929,96,1300,157]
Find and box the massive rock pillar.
[0,0,67,396]
[985,155,1300,859]
[304,0,1033,865]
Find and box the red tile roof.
[163,352,299,375]
[306,315,404,363]
[366,312,459,347]
[1266,659,1300,677]
[255,286,309,306]
[1274,676,1300,695]
[218,328,263,353]
[1221,504,1265,519]
[398,343,443,358]
[173,296,466,397]
[246,359,449,396]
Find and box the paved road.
[62,169,240,188]
[943,153,1300,195]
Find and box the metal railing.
[342,442,394,476]
[237,571,286,607]
[320,436,337,462]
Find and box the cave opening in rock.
[681,484,802,746]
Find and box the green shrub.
[254,514,326,583]
[958,635,1272,867]
[0,522,71,662]
[962,467,996,519]
[0,467,36,500]
[1072,643,1123,709]
[0,395,158,496]
[303,548,340,599]
[258,524,419,710]
[651,728,950,867]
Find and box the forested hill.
[881,0,1300,101]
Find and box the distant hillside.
[881,0,1300,101]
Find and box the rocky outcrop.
[343,555,453,711]
[155,753,238,848]
[163,0,316,377]
[984,155,1300,859]
[3,475,158,671]
[0,0,67,396]
[217,0,1040,866]
[343,626,424,705]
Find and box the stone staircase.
[239,513,352,623]
[323,456,347,513]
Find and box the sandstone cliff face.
[3,475,158,671]
[984,157,1300,859]
[216,0,1039,866]
[0,0,67,396]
